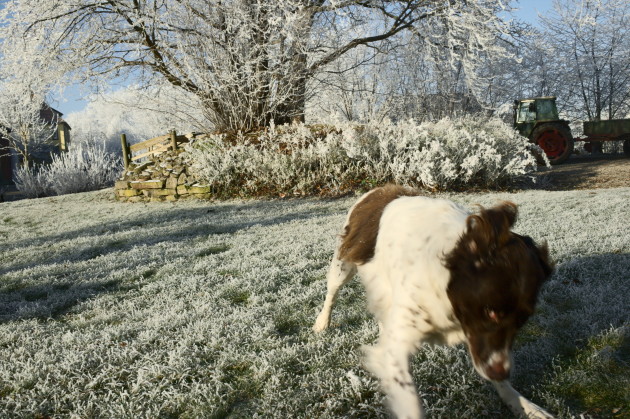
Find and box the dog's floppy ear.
[465,201,518,254]
[518,234,555,279]
[535,241,554,278]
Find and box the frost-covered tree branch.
[0,84,58,167]
[0,34,61,167]
[1,0,517,131]
[539,0,630,120]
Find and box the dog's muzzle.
[479,352,511,381]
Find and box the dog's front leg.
[492,380,554,419]
[363,343,424,419]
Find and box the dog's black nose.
[485,361,510,381]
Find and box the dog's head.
[445,202,553,381]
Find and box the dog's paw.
[519,398,554,419]
[492,381,554,419]
[523,403,554,419]
[312,315,330,332]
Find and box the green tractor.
[513,96,574,165]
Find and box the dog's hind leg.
[313,249,357,332]
[492,380,554,419]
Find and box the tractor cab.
[513,97,561,138]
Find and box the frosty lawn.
[0,188,628,418]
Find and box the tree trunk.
[275,67,307,125]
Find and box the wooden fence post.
[121,133,130,169]
[170,130,177,151]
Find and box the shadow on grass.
[0,278,121,324]
[0,198,345,277]
[506,252,629,412]
[0,197,347,324]
[0,262,165,324]
[545,325,630,419]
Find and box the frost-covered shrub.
[13,165,52,198]
[46,142,122,195]
[186,124,354,197]
[185,117,545,197]
[14,142,122,198]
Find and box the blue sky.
[514,0,553,25]
[54,1,554,116]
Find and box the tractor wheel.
[624,139,630,157]
[532,123,574,165]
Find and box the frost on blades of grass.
[0,187,628,418]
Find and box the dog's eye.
[485,308,503,323]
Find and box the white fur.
[313,192,554,419]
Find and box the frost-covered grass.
[0,187,628,418]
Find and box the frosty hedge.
[185,117,545,197]
[14,142,121,198]
[13,117,542,199]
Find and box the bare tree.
[311,1,520,122]
[540,0,630,120]
[0,73,60,169]
[1,0,516,131]
[0,17,71,169]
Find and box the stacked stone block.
[114,146,211,202]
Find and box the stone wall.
[114,146,211,202]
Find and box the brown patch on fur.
[465,201,518,255]
[339,185,421,265]
[444,202,554,377]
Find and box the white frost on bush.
[185,116,545,196]
[14,142,122,198]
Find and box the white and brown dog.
[313,185,554,418]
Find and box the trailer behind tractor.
[513,97,630,164]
